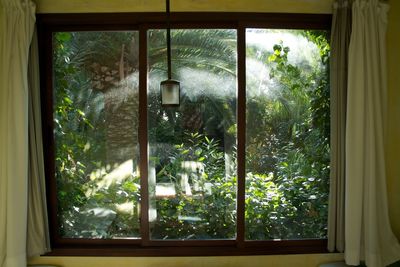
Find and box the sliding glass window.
[44,15,331,254]
[147,29,237,240]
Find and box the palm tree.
[62,29,237,166]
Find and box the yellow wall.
[29,0,400,266]
[28,254,345,267]
[35,0,333,14]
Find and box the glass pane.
[148,29,238,240]
[53,31,140,238]
[245,29,330,240]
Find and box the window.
[147,29,238,240]
[39,13,331,255]
[53,31,141,239]
[245,29,330,240]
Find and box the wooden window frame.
[37,12,332,256]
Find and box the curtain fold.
[27,27,51,258]
[0,0,36,266]
[328,0,351,253]
[345,0,400,266]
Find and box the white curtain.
[27,28,51,258]
[345,0,400,266]
[328,0,351,253]
[0,0,36,266]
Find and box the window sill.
[45,239,328,256]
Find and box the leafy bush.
[150,132,236,239]
[53,29,330,240]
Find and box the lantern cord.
[166,0,172,80]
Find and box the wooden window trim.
[38,12,332,257]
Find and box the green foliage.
[53,29,330,240]
[54,32,92,216]
[54,32,140,238]
[151,132,236,239]
[245,30,330,239]
[245,172,296,239]
[61,170,140,238]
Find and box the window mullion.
[236,23,246,246]
[139,26,150,245]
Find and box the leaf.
[63,97,73,104]
[56,32,72,42]
[77,109,85,117]
[268,54,277,62]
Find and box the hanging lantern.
[160,0,180,107]
[160,79,180,106]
